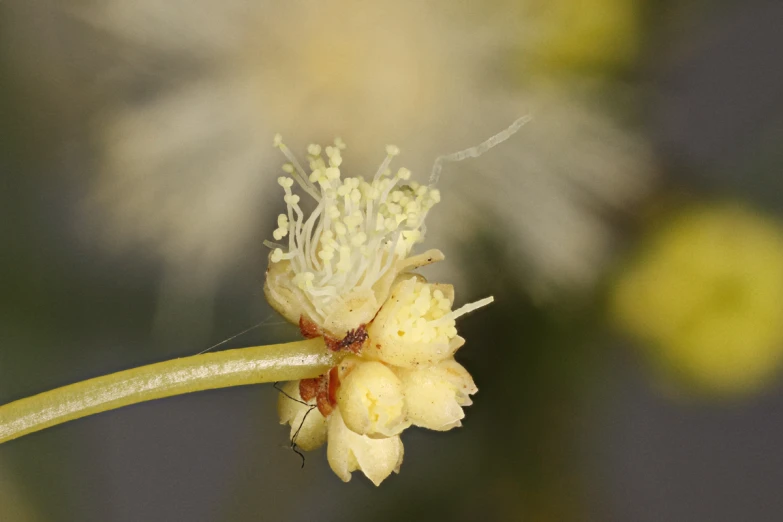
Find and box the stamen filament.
[428,296,495,328]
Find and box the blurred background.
[2,0,783,520]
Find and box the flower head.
[264,136,443,337]
[270,138,492,485]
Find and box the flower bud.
[336,358,409,437]
[276,381,327,451]
[366,279,461,367]
[398,358,477,431]
[327,409,404,486]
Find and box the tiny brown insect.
[299,315,367,354]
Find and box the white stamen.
[428,296,495,327]
[267,138,438,321]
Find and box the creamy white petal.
[398,358,478,431]
[276,381,327,452]
[327,409,404,486]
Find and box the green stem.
[0,338,341,445]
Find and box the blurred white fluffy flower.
[2,0,654,329]
[77,0,485,273]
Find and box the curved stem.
[0,338,341,445]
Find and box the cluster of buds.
[267,137,492,485]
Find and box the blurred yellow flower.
[505,0,641,76]
[613,204,783,394]
[534,0,640,73]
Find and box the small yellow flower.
[512,0,641,75]
[612,204,783,394]
[270,138,491,484]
